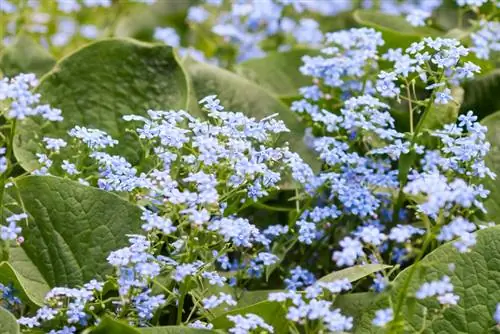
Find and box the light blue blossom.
[332,237,364,267]
[372,308,393,327]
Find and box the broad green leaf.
[211,300,288,334]
[6,176,142,288]
[462,70,500,120]
[0,306,19,334]
[14,38,190,171]
[356,226,500,333]
[90,316,140,334]
[353,10,441,50]
[319,264,391,283]
[0,35,56,77]
[139,326,217,333]
[234,49,319,98]
[183,58,320,172]
[481,111,500,223]
[416,86,464,132]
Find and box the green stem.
[392,233,433,328]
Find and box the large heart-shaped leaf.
[356,226,500,333]
[14,38,190,171]
[184,58,319,171]
[353,10,441,50]
[0,306,19,334]
[0,176,142,296]
[481,111,500,223]
[0,35,56,77]
[234,49,319,98]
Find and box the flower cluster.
[20,96,314,331]
[0,73,62,121]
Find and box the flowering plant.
[1,0,500,333]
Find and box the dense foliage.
[1,0,500,333]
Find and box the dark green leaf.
[234,49,319,98]
[6,176,142,288]
[0,306,19,334]
[14,39,190,171]
[356,226,500,333]
[0,35,56,77]
[319,264,391,283]
[184,58,319,172]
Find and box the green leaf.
[0,306,19,334]
[14,38,190,171]
[461,70,500,120]
[234,49,319,98]
[318,264,391,283]
[353,10,441,50]
[183,58,319,172]
[481,111,500,223]
[5,176,142,289]
[0,35,56,77]
[211,300,288,334]
[417,86,464,132]
[90,316,140,334]
[356,226,500,333]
